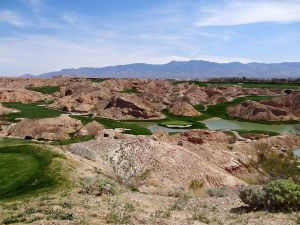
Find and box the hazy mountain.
[34,60,300,79]
[19,73,36,78]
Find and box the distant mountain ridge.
[32,60,300,78]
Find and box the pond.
[293,148,300,157]
[202,118,300,134]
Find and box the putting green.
[160,120,192,126]
[0,153,39,196]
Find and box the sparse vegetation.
[189,179,204,191]
[251,143,300,183]
[192,211,210,223]
[79,176,118,196]
[105,200,135,224]
[206,188,226,198]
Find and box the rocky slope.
[168,101,201,116]
[0,88,47,103]
[7,115,82,140]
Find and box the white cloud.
[0,10,27,27]
[196,0,300,26]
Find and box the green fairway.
[1,102,63,122]
[0,145,68,199]
[26,86,61,94]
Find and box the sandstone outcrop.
[0,89,46,103]
[77,121,104,136]
[228,93,300,121]
[7,114,82,140]
[100,96,162,120]
[168,101,201,116]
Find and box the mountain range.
[26,60,300,79]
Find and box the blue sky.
[0,0,300,75]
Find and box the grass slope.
[0,145,69,200]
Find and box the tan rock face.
[101,96,162,120]
[228,93,300,121]
[0,89,46,103]
[168,101,201,116]
[77,121,104,136]
[7,115,82,140]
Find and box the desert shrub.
[239,185,266,208]
[263,179,300,211]
[260,152,299,182]
[105,200,135,224]
[251,143,300,183]
[79,176,117,196]
[50,211,74,220]
[192,212,210,223]
[153,209,171,219]
[239,179,300,211]
[189,180,204,190]
[206,188,227,198]
[168,188,192,201]
[106,139,158,185]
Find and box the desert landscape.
[0,77,299,224]
[1,0,300,224]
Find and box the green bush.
[239,179,300,211]
[263,179,300,210]
[239,186,266,208]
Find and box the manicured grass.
[193,104,206,111]
[160,120,192,126]
[26,86,61,94]
[1,102,63,122]
[0,145,68,199]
